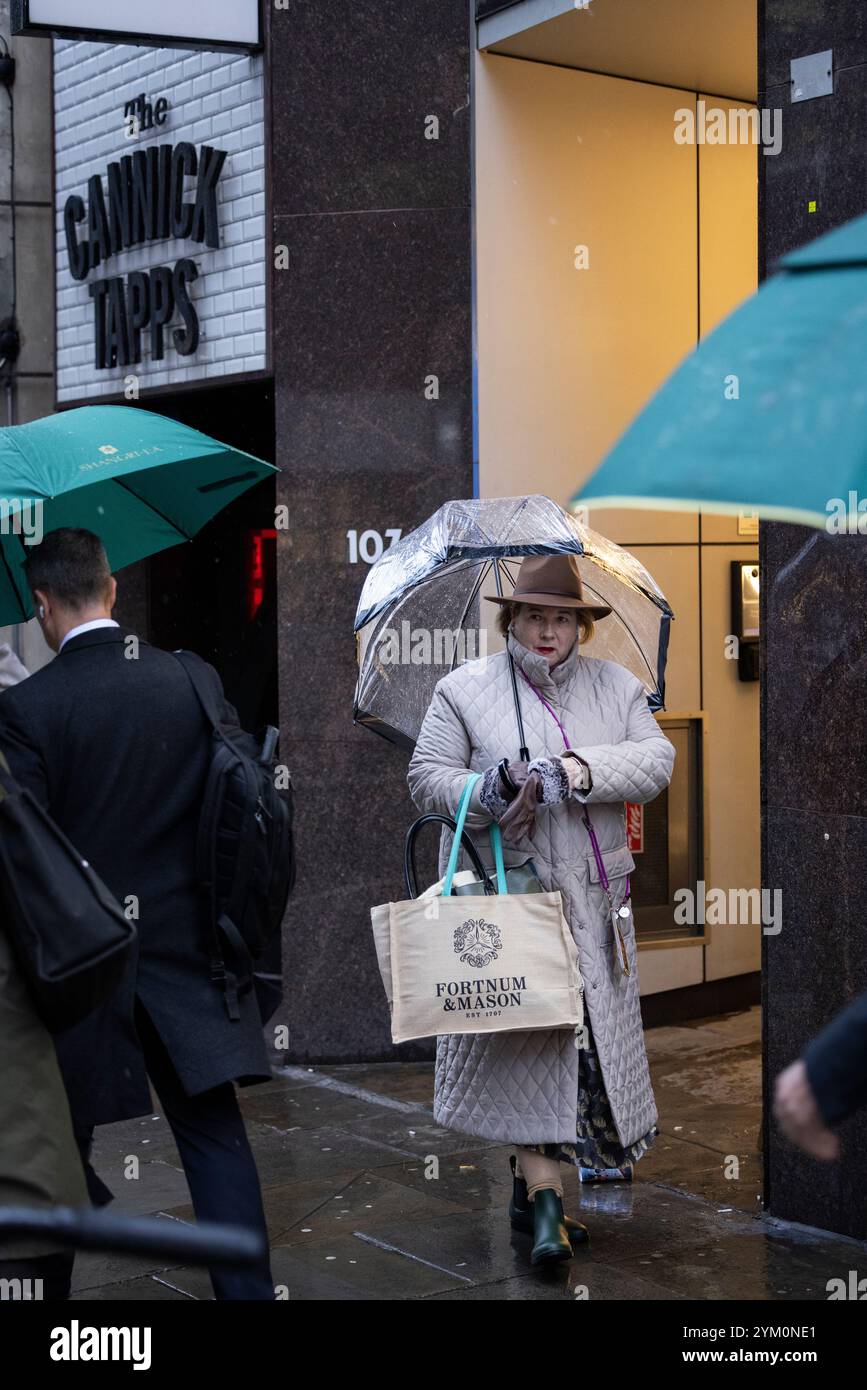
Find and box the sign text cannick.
[63,141,227,370]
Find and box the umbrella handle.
[493,559,530,760]
[507,649,530,762]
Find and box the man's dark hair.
[23,527,113,608]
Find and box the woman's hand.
[527,755,571,804]
[498,756,570,844]
[500,759,531,795]
[499,771,542,842]
[478,759,541,840]
[478,758,532,818]
[562,750,593,795]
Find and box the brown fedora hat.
[484,553,612,619]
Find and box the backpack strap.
[173,650,248,1021]
[173,649,226,733]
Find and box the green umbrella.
[0,404,277,623]
[572,212,867,531]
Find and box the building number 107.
[346,529,402,565]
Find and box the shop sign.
[63,134,228,369]
[12,0,261,52]
[626,802,644,854]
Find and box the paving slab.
[71,1274,193,1301]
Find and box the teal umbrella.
[572,213,867,530]
[0,405,277,623]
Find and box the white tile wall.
[53,39,267,401]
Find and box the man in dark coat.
[0,529,274,1299]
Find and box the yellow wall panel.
[698,96,759,542]
[701,544,761,981]
[475,53,698,519]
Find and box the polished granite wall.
[269,2,473,1060]
[760,0,867,1237]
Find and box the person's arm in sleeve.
[803,990,867,1127]
[566,676,675,805]
[407,679,505,829]
[0,692,49,809]
[0,644,29,691]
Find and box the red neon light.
[246,528,277,620]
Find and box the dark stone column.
[113,558,149,635]
[268,2,473,1061]
[760,0,867,1237]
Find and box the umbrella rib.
[110,477,191,539]
[450,560,490,674]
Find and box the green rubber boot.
[529,1187,574,1267]
[509,1154,590,1246]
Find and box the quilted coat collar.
[505,628,581,694]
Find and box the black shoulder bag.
[0,751,135,1033]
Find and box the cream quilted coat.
[406,628,675,1148]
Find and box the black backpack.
[174,651,295,1020]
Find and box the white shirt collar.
[59,618,119,652]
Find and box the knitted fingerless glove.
[526,755,570,805]
[478,764,512,819]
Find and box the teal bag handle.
[489,820,507,894]
[442,775,478,896]
[443,773,509,897]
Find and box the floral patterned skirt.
[520,1015,658,1171]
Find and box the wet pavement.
[70,1006,867,1300]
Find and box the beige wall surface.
[474,50,759,996]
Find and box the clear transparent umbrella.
[352,494,673,753]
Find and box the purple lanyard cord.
[517,666,630,901]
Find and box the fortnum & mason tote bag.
[370,773,583,1044]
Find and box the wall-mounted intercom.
[731,561,760,682]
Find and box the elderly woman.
[407,553,675,1267]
